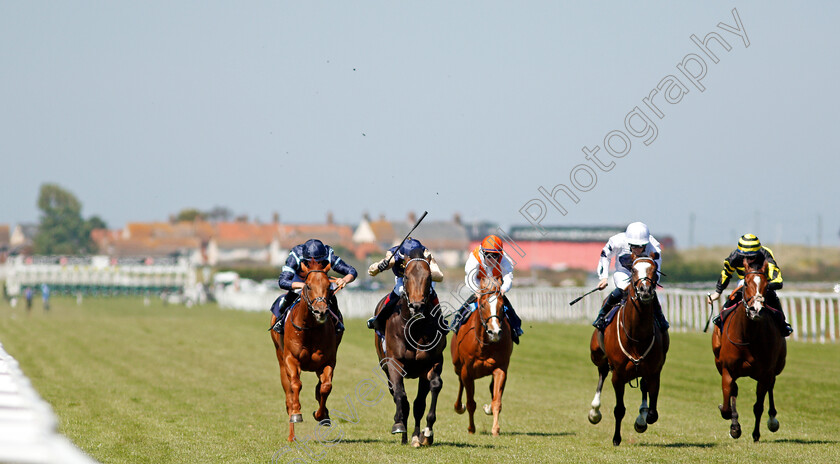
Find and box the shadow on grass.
[489,431,576,437]
[340,438,490,448]
[639,442,716,449]
[769,438,839,445]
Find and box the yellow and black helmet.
[737,234,761,256]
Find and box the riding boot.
[367,291,399,333]
[450,294,478,333]
[430,290,447,333]
[328,294,345,333]
[653,297,669,331]
[593,287,624,331]
[502,295,523,344]
[270,292,298,334]
[765,290,793,337]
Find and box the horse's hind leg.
[767,381,780,433]
[410,377,430,447]
[313,365,334,424]
[589,363,608,424]
[752,380,768,442]
[422,365,443,446]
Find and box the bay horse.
[451,275,513,436]
[711,260,786,441]
[269,259,342,442]
[373,247,446,447]
[589,253,669,446]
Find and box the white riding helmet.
[625,222,650,247]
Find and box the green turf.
[0,297,838,463]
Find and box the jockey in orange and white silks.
[592,222,669,332]
[452,235,523,343]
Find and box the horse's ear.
[650,252,659,260]
[630,250,639,261]
[325,262,332,273]
[301,260,310,273]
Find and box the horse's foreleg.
[454,376,466,414]
[752,380,768,442]
[489,368,507,437]
[422,366,443,446]
[634,378,649,433]
[767,381,780,433]
[410,377,430,448]
[389,368,409,444]
[283,356,303,442]
[721,373,741,439]
[314,365,334,424]
[464,376,477,434]
[611,378,626,446]
[644,374,661,426]
[589,363,608,425]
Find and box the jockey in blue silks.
[366,238,444,334]
[270,239,357,334]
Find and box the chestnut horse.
[451,275,513,436]
[373,247,446,447]
[712,260,786,441]
[269,259,343,442]
[589,254,669,446]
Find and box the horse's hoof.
[313,411,331,425]
[753,432,761,442]
[391,423,406,434]
[454,404,466,415]
[646,410,659,425]
[768,417,780,432]
[411,435,421,448]
[634,419,648,433]
[401,432,408,445]
[588,409,602,424]
[467,427,475,434]
[730,425,742,439]
[290,414,303,423]
[483,404,492,415]
[613,436,622,446]
[421,427,434,446]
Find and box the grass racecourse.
[0,297,839,464]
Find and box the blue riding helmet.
[397,238,424,260]
[302,239,329,261]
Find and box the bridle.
[630,257,659,304]
[400,258,431,312]
[619,257,658,364]
[292,269,331,331]
[741,269,766,310]
[474,283,504,345]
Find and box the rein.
[473,284,504,347]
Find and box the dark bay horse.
[712,260,786,441]
[589,254,669,446]
[373,248,446,447]
[269,260,343,442]
[451,275,513,436]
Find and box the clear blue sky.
[1,1,838,247]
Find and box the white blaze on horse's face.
[485,295,502,342]
[633,261,654,300]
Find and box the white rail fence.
[0,343,99,463]
[216,287,840,343]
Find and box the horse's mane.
[407,247,426,259]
